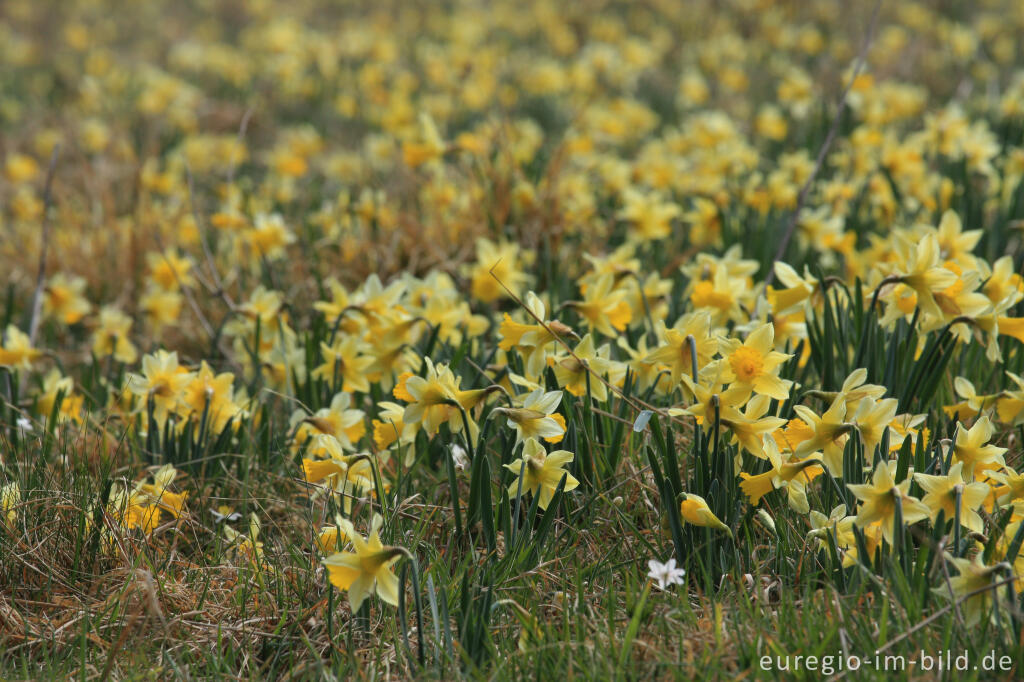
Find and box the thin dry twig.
[226,106,255,187]
[27,144,61,344]
[828,572,1020,682]
[151,228,217,340]
[763,1,881,288]
[487,263,688,425]
[185,165,236,310]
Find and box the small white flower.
[16,417,33,433]
[647,557,686,590]
[450,444,469,471]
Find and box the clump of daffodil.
[322,513,409,613]
[504,437,579,510]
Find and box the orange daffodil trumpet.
[740,438,823,514]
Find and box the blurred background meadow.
[2,0,1024,679]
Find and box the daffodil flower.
[0,325,42,371]
[322,514,407,613]
[740,438,823,513]
[642,312,717,388]
[914,461,989,533]
[951,416,1007,478]
[847,460,930,545]
[678,493,732,536]
[716,323,793,400]
[504,438,579,510]
[136,463,188,518]
[935,555,1010,627]
[493,389,566,445]
[1,481,20,524]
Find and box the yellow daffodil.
[312,336,374,393]
[935,555,1009,627]
[127,350,194,427]
[566,274,632,337]
[679,493,732,536]
[493,389,566,445]
[291,392,366,453]
[914,461,989,533]
[1,481,20,524]
[91,306,138,364]
[716,323,793,400]
[617,188,681,242]
[43,273,90,325]
[552,334,612,401]
[0,325,42,370]
[643,312,718,388]
[793,397,856,476]
[952,417,1007,478]
[322,514,406,613]
[504,437,579,510]
[137,464,188,518]
[739,439,823,513]
[847,460,930,545]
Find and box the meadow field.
[3,0,1024,679]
